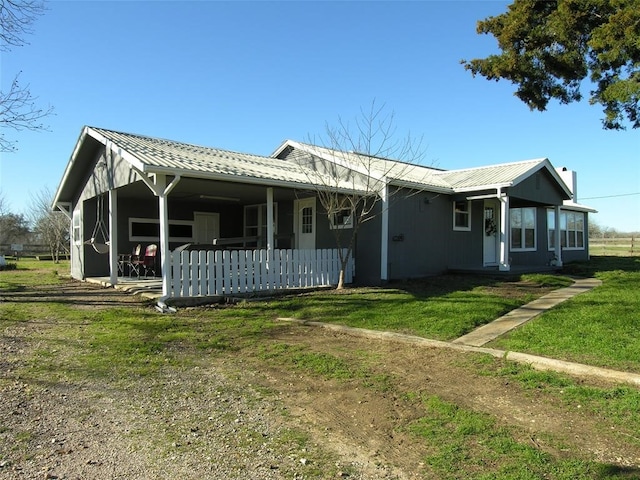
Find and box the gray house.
[52,126,595,301]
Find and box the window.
[329,208,354,230]
[453,201,471,231]
[129,218,194,242]
[510,207,536,250]
[73,209,82,245]
[547,210,585,250]
[244,203,278,247]
[301,207,313,234]
[547,210,556,249]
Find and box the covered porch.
[90,173,355,300]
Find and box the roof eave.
[452,183,512,193]
[145,165,368,196]
[562,202,598,213]
[51,126,91,209]
[389,178,453,194]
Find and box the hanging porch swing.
[84,194,110,254]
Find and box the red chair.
[140,244,157,278]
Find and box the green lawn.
[2,257,640,479]
[269,273,574,341]
[489,256,640,373]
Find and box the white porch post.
[554,205,563,266]
[499,191,510,271]
[156,174,171,297]
[380,184,389,281]
[266,187,274,252]
[108,188,118,285]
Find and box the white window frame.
[453,200,471,231]
[510,207,537,251]
[329,208,354,230]
[72,208,82,245]
[129,217,194,242]
[547,209,585,251]
[243,203,278,247]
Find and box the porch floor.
[86,276,163,300]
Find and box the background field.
[589,237,639,256]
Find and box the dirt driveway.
[1,279,639,479]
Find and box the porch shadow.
[87,276,163,300]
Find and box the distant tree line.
[0,188,69,262]
[589,220,639,238]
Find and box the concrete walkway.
[278,276,640,387]
[452,277,602,347]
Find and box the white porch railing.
[169,248,354,298]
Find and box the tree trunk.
[336,268,345,290]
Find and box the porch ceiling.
[117,177,308,204]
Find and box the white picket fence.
[170,248,354,297]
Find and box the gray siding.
[387,192,451,278]
[447,200,484,269]
[354,204,382,285]
[509,169,567,205]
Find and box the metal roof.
[89,127,332,187]
[275,140,571,196]
[54,127,577,209]
[274,140,452,192]
[436,159,550,191]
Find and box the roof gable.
[53,127,361,206]
[273,140,573,199]
[436,158,572,198]
[273,140,452,192]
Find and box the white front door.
[483,200,499,266]
[194,212,220,244]
[295,197,316,250]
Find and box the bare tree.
[0,0,45,48]
[300,102,428,289]
[29,187,69,262]
[0,189,31,247]
[0,189,7,216]
[0,0,52,152]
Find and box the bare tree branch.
[0,0,52,152]
[297,101,432,289]
[0,71,53,151]
[0,0,46,51]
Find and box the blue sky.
[1,0,638,231]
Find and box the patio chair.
[126,244,142,277]
[140,244,157,278]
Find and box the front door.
[483,200,499,266]
[295,197,316,250]
[194,212,220,244]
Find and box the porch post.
[266,187,274,252]
[498,191,510,271]
[380,184,389,281]
[156,174,171,297]
[554,205,563,266]
[108,188,118,285]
